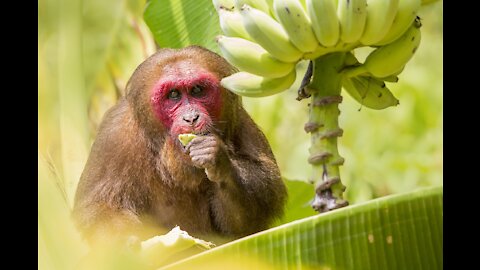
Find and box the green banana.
[240,4,303,62]
[273,0,318,53]
[304,41,359,60]
[421,0,440,5]
[217,7,251,39]
[344,51,360,66]
[217,35,295,78]
[344,19,421,79]
[375,65,403,82]
[360,0,399,45]
[344,52,400,83]
[212,0,235,10]
[306,0,340,47]
[363,19,421,78]
[235,0,271,14]
[379,74,399,83]
[342,76,399,110]
[337,0,367,43]
[375,0,421,45]
[221,70,296,97]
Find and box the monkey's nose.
[182,113,200,124]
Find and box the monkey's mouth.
[175,124,210,136]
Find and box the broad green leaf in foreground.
[162,186,443,269]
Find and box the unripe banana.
[375,0,421,46]
[376,65,404,82]
[221,70,296,97]
[217,7,251,39]
[344,19,421,78]
[379,74,399,83]
[235,0,271,14]
[360,0,399,45]
[273,0,318,53]
[421,0,440,5]
[217,35,295,78]
[344,52,400,82]
[344,51,360,66]
[212,0,235,10]
[306,0,340,47]
[342,76,399,110]
[337,0,367,43]
[363,20,421,78]
[240,4,303,63]
[303,41,358,60]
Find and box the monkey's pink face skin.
[150,70,223,137]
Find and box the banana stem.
[306,52,349,213]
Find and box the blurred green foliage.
[38,0,442,269]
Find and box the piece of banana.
[342,76,399,110]
[212,0,235,10]
[273,0,318,53]
[235,0,271,14]
[240,4,303,62]
[217,7,251,39]
[337,0,367,44]
[306,0,339,47]
[375,0,421,45]
[221,70,296,97]
[178,134,197,146]
[217,35,295,78]
[360,0,399,45]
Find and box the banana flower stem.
[306,52,349,212]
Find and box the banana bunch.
[212,0,429,99]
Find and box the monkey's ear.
[124,78,134,95]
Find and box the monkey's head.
[125,46,239,147]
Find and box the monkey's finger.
[190,135,216,144]
[189,140,218,151]
[184,137,209,152]
[190,147,217,157]
[191,155,215,168]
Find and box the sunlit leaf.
[162,186,443,269]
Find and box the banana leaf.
[161,186,443,269]
[144,0,220,53]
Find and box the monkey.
[72,46,287,248]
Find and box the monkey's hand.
[185,135,230,181]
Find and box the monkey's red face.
[150,64,223,137]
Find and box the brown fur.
[73,46,287,246]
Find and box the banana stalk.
[306,52,348,212]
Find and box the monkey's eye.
[167,89,181,100]
[190,85,205,97]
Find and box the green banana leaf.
[144,0,221,53]
[161,186,443,269]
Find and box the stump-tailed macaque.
[73,46,287,247]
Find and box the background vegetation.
[38,0,442,269]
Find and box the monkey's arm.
[187,108,287,237]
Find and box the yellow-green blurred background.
[38,0,442,269]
